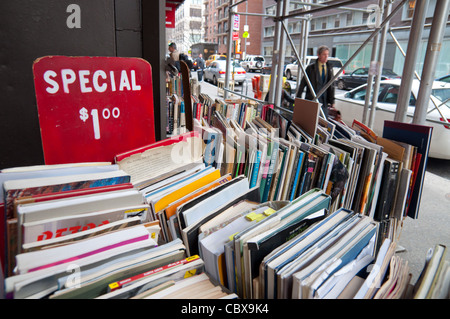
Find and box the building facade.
[262,0,450,78]
[203,0,263,58]
[170,0,204,55]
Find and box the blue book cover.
[250,150,262,188]
[290,150,305,201]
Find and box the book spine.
[292,152,305,201]
[259,143,273,199]
[284,151,298,200]
[299,154,316,196]
[273,148,287,201]
[196,103,202,121]
[180,101,186,127]
[374,160,399,222]
[108,255,200,292]
[262,140,279,202]
[250,150,262,188]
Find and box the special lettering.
[43,69,142,94]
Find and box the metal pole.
[282,0,369,20]
[388,29,421,81]
[368,0,390,129]
[290,0,377,13]
[363,10,381,125]
[229,0,247,9]
[297,1,311,95]
[275,0,290,108]
[389,28,448,124]
[268,0,283,104]
[394,0,429,122]
[224,0,235,100]
[237,11,307,19]
[283,20,316,99]
[413,0,450,125]
[363,0,385,124]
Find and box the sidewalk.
[397,171,450,284]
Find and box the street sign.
[165,3,177,28]
[33,56,156,164]
[232,31,239,41]
[242,31,249,38]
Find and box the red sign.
[232,31,239,41]
[166,3,177,28]
[33,56,156,165]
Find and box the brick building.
[203,0,263,58]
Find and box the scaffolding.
[223,0,449,129]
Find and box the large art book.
[382,121,432,219]
[292,98,320,139]
[114,131,204,187]
[2,169,131,276]
[3,170,130,219]
[0,162,120,274]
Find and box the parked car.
[241,55,265,72]
[336,67,400,90]
[262,58,295,75]
[335,79,450,159]
[204,60,246,86]
[284,56,344,80]
[205,54,226,67]
[436,74,450,83]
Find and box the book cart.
[1,52,447,300]
[1,0,448,301]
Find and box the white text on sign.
[43,69,142,94]
[79,107,121,140]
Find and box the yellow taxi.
[205,54,226,67]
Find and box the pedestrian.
[196,54,205,82]
[165,42,180,78]
[296,45,335,119]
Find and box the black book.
[374,158,400,222]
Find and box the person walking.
[165,42,180,78]
[196,54,205,82]
[296,45,335,118]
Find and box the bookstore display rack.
[1,72,448,300]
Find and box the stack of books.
[1,92,446,299]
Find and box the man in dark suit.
[296,45,335,118]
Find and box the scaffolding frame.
[223,0,448,129]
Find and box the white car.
[241,55,265,73]
[204,60,246,86]
[335,79,450,159]
[284,56,344,80]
